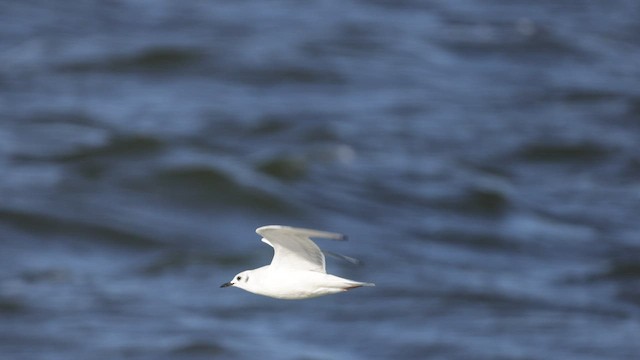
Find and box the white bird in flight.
[221,225,375,299]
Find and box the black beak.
[220,282,233,288]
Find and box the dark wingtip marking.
[343,282,374,290]
[344,284,363,290]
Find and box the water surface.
[1,1,640,359]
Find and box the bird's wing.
[256,225,347,273]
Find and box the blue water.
[2,1,640,359]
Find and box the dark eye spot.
[236,276,241,281]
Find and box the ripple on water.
[138,165,294,212]
[57,46,207,73]
[0,208,162,249]
[256,155,308,181]
[170,341,225,357]
[517,141,612,163]
[0,297,26,315]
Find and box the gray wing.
[256,225,347,273]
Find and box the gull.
[221,225,375,299]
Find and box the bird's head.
[220,270,252,290]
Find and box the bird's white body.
[221,225,374,300]
[234,265,370,300]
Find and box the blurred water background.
[2,1,640,359]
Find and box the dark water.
[2,1,640,359]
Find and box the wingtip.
[256,225,291,237]
[256,225,282,234]
[322,250,361,265]
[344,282,375,290]
[256,225,347,241]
